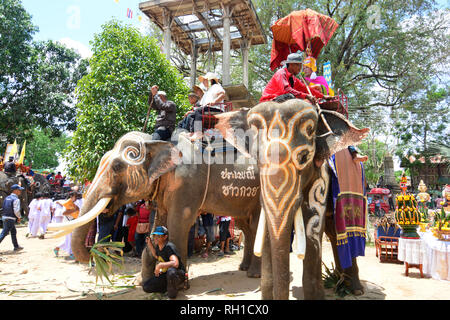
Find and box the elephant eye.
[112,160,125,172]
[298,151,310,165]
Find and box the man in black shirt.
[150,85,177,141]
[143,226,186,298]
[4,156,17,176]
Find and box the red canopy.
[368,188,391,195]
[270,9,339,70]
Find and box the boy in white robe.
[27,193,42,238]
[51,199,65,224]
[38,193,53,239]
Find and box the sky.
[21,0,152,58]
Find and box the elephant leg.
[324,213,364,295]
[302,203,326,300]
[344,259,364,295]
[167,205,197,268]
[235,217,261,278]
[260,228,273,300]
[137,246,156,286]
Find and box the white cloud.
[58,37,93,59]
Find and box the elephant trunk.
[70,190,110,263]
[259,164,303,299]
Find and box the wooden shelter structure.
[139,0,266,107]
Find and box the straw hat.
[198,72,220,83]
[192,85,204,94]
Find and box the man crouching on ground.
[143,226,186,299]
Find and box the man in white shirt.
[0,184,24,251]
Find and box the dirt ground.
[0,222,449,301]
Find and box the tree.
[358,138,391,186]
[393,85,449,158]
[0,0,88,146]
[65,20,190,181]
[26,127,70,170]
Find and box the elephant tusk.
[253,208,266,257]
[47,197,111,231]
[293,206,306,259]
[46,228,74,239]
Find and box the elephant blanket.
[328,148,367,269]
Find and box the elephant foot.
[239,261,250,271]
[246,268,261,278]
[343,275,364,296]
[134,274,143,286]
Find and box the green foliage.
[322,262,352,298]
[393,85,450,159]
[65,20,190,181]
[358,138,390,186]
[26,127,70,170]
[0,0,88,145]
[89,235,125,285]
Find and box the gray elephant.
[213,99,369,299]
[48,131,262,278]
[0,171,30,217]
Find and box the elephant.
[48,131,262,278]
[212,99,369,299]
[30,173,52,199]
[0,171,30,218]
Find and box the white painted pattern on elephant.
[306,164,330,237]
[248,108,317,241]
[261,163,301,240]
[86,132,153,198]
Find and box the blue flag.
[323,61,332,86]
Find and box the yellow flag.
[9,139,18,159]
[18,140,26,165]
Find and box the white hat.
[198,72,220,83]
[157,91,167,96]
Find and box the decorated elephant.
[30,173,52,199]
[48,131,262,278]
[0,171,30,217]
[213,99,369,299]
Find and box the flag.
[9,139,18,159]
[18,140,26,165]
[127,8,133,19]
[323,61,332,86]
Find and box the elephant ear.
[214,108,253,157]
[145,141,182,184]
[315,110,369,161]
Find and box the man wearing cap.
[177,90,201,130]
[149,85,177,141]
[260,52,328,104]
[143,226,186,298]
[0,184,24,251]
[4,156,17,176]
